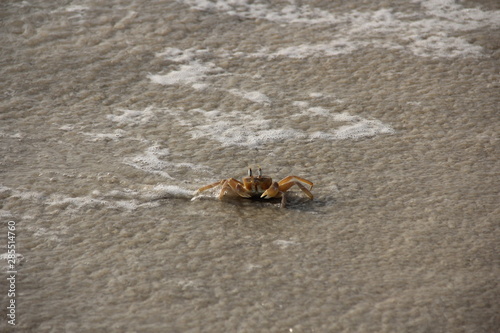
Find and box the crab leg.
[261,181,287,208]
[291,181,314,200]
[278,179,314,200]
[261,181,281,199]
[195,180,225,195]
[278,176,313,189]
[222,178,252,199]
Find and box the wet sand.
[1,1,499,332]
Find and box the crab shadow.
[192,192,333,213]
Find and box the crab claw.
[261,181,280,199]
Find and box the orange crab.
[194,167,313,207]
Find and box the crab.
[193,167,313,208]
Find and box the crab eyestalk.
[248,168,252,177]
[258,167,262,177]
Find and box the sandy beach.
[1,1,499,332]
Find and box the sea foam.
[148,47,224,88]
[124,144,210,179]
[183,108,393,146]
[1,183,195,215]
[180,0,500,58]
[228,89,271,105]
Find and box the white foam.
[124,145,175,179]
[260,39,367,59]
[32,227,65,242]
[151,48,276,105]
[0,184,193,214]
[308,107,330,116]
[65,5,88,12]
[292,101,309,108]
[408,34,484,58]
[181,0,340,24]
[180,0,500,58]
[148,61,223,86]
[1,252,24,271]
[0,131,23,139]
[0,253,24,261]
[124,144,210,179]
[309,93,323,98]
[112,200,160,210]
[192,83,209,90]
[46,190,164,212]
[156,47,195,61]
[228,89,271,104]
[150,184,195,198]
[150,47,224,88]
[245,264,263,271]
[274,240,300,249]
[332,112,360,122]
[183,107,393,146]
[59,124,75,131]
[417,0,500,27]
[188,111,306,147]
[15,190,46,201]
[3,184,129,213]
[333,118,395,140]
[309,112,395,140]
[107,106,156,125]
[0,208,14,219]
[114,11,138,29]
[82,129,126,141]
[47,195,109,210]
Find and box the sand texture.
[1,1,499,332]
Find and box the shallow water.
[1,0,499,332]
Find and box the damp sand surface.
[1,1,499,332]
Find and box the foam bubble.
[150,184,195,198]
[263,39,366,59]
[308,112,395,140]
[15,190,45,201]
[46,192,164,212]
[124,144,210,179]
[293,101,309,108]
[1,253,24,271]
[408,34,484,58]
[309,93,323,98]
[124,145,174,179]
[418,0,500,27]
[82,129,126,141]
[181,0,339,24]
[47,195,109,210]
[107,107,155,125]
[0,131,23,139]
[332,112,360,122]
[59,124,75,131]
[1,184,193,214]
[148,61,223,86]
[192,83,209,90]
[150,48,224,88]
[155,47,210,62]
[65,5,88,12]
[333,118,395,140]
[228,89,271,104]
[16,187,158,212]
[33,227,65,242]
[0,253,24,261]
[274,240,300,249]
[308,107,330,116]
